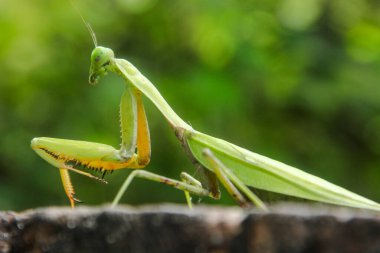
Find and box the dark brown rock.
[0,204,380,253]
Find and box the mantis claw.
[97,177,108,184]
[68,194,82,208]
[72,196,82,203]
[61,164,108,184]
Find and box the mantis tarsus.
[31,44,380,211]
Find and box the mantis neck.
[114,58,192,131]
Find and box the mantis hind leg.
[202,149,268,211]
[111,170,215,208]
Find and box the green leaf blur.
[1,0,380,210]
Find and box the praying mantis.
[31,31,380,211]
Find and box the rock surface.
[0,204,380,253]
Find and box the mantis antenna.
[70,0,98,47]
[82,18,98,47]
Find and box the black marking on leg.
[40,149,112,179]
[40,148,59,159]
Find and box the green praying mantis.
[31,27,380,211]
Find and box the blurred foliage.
[0,0,380,211]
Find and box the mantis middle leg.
[111,148,267,210]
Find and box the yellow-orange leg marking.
[59,168,77,208]
[135,89,151,166]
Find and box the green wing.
[187,130,380,211]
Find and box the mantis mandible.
[31,31,380,211]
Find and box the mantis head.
[89,46,115,85]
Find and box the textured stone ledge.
[0,204,380,253]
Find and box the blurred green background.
[1,0,380,211]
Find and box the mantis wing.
[186,131,380,211]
